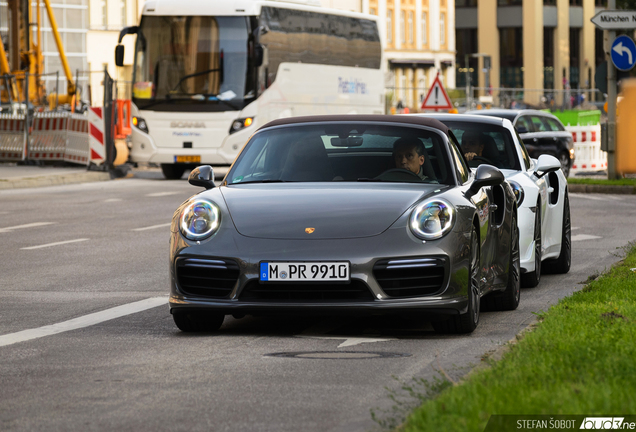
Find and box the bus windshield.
[132,16,252,111]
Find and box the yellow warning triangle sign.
[421,74,453,110]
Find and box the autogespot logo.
[580,417,629,429]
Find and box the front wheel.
[544,192,571,274]
[161,163,187,180]
[173,311,224,332]
[558,152,571,178]
[433,226,480,334]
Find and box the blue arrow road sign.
[611,35,636,71]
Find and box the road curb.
[568,183,636,194]
[0,171,111,190]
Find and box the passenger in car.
[461,131,486,161]
[392,137,435,180]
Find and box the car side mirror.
[188,165,215,189]
[533,154,561,178]
[115,45,125,67]
[468,164,504,196]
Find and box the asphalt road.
[0,176,634,432]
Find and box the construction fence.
[0,70,121,170]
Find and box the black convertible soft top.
[258,114,450,135]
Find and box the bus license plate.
[260,262,350,282]
[174,155,201,163]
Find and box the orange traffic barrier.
[114,99,131,139]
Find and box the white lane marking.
[132,223,171,232]
[0,297,167,348]
[104,198,122,202]
[569,193,607,201]
[298,335,396,348]
[571,234,602,242]
[0,222,55,233]
[146,192,180,197]
[21,238,89,250]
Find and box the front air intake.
[373,257,446,298]
[176,258,240,298]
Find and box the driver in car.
[393,137,429,180]
[461,131,486,162]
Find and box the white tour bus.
[115,0,384,179]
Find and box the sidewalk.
[0,162,111,190]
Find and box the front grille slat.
[240,280,374,302]
[373,257,446,298]
[176,257,240,298]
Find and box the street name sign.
[421,74,453,110]
[591,10,636,30]
[611,35,636,71]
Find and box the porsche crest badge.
[305,227,315,234]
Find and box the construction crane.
[0,0,78,110]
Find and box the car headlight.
[132,116,149,133]
[409,199,455,240]
[509,181,525,206]
[179,200,221,241]
[229,117,254,134]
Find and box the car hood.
[220,183,447,239]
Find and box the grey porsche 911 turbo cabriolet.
[169,115,520,334]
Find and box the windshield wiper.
[171,49,224,92]
[232,179,287,185]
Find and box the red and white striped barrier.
[0,114,27,161]
[28,113,69,161]
[566,123,606,175]
[65,114,90,165]
[88,107,105,166]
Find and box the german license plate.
[174,155,201,163]
[260,262,350,282]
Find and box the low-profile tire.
[558,152,571,178]
[173,311,224,332]
[161,163,187,180]
[432,226,480,334]
[544,191,571,274]
[521,202,541,288]
[486,212,521,311]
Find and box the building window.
[456,0,477,5]
[440,13,446,45]
[120,0,126,26]
[500,27,524,88]
[387,10,393,44]
[544,27,555,89]
[421,12,427,45]
[456,28,478,88]
[101,0,107,27]
[408,11,414,44]
[401,10,406,44]
[498,0,522,5]
[570,28,581,88]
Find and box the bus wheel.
[161,164,186,180]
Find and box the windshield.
[133,16,252,111]
[443,121,522,171]
[227,123,453,185]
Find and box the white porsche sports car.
[420,114,571,287]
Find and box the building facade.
[456,0,603,106]
[322,0,457,111]
[1,0,89,97]
[86,0,142,105]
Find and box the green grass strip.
[400,244,636,432]
[568,178,636,186]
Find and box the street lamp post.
[465,53,491,110]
